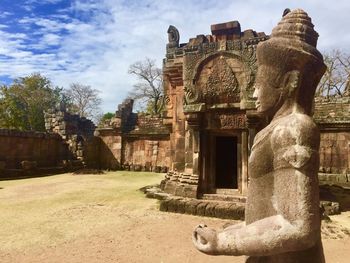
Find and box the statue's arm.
[194,168,319,256]
[193,119,320,256]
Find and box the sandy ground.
[0,172,349,263]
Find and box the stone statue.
[192,9,326,262]
[167,25,179,49]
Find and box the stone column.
[184,113,202,197]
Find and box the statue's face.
[253,65,282,115]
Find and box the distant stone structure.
[44,105,96,162]
[94,99,170,172]
[192,9,326,261]
[0,129,70,174]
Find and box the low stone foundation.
[160,198,245,220]
[143,183,347,220]
[142,185,245,220]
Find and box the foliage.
[97,112,115,126]
[0,73,63,131]
[317,49,350,97]
[128,57,164,116]
[101,112,114,120]
[64,83,102,120]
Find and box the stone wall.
[314,97,350,124]
[0,129,69,170]
[319,132,350,175]
[44,108,95,139]
[94,99,171,171]
[123,137,170,172]
[44,107,96,162]
[95,129,122,170]
[314,96,350,183]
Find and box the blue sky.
[0,0,350,113]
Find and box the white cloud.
[0,0,350,113]
[0,12,13,19]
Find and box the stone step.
[159,197,245,220]
[201,194,246,203]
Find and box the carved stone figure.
[192,9,326,262]
[167,25,179,49]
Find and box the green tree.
[97,112,114,126]
[0,73,63,131]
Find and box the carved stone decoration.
[193,9,327,262]
[226,40,242,51]
[193,54,249,105]
[210,112,246,130]
[167,25,179,49]
[184,53,203,82]
[203,57,239,97]
[184,85,200,105]
[241,44,258,97]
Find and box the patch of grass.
[0,171,164,251]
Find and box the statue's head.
[254,9,326,117]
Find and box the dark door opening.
[215,136,238,189]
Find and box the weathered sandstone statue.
[192,9,326,262]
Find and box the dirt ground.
[0,171,349,263]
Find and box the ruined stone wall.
[94,99,171,171]
[44,108,96,162]
[0,129,69,169]
[44,109,95,139]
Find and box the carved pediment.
[201,57,240,103]
[184,52,251,107]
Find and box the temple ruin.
[160,20,350,204]
[0,19,349,209]
[161,21,268,199]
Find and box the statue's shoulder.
[271,113,319,169]
[272,113,319,143]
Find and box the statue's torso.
[245,114,324,263]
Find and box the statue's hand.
[192,224,219,255]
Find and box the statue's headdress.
[257,9,326,113]
[257,9,325,71]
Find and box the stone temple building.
[160,20,350,203]
[161,21,268,199]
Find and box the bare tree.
[128,57,164,115]
[65,83,102,119]
[317,49,350,97]
[337,51,350,96]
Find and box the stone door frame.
[200,129,248,195]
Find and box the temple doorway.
[215,136,238,189]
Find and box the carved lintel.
[183,103,206,113]
[210,112,247,129]
[208,102,240,110]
